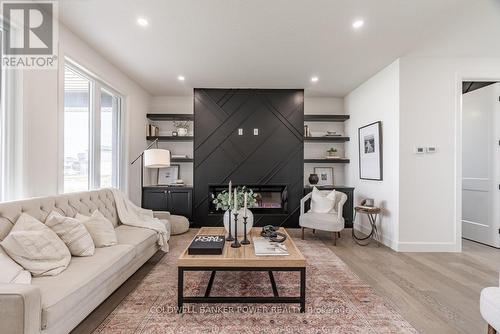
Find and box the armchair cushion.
[299,212,344,232]
[310,187,336,213]
[480,287,500,331]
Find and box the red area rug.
[94,231,417,334]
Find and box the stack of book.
[146,124,159,136]
[252,237,289,256]
[188,235,225,255]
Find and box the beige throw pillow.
[310,187,337,213]
[0,247,31,284]
[46,211,95,257]
[0,213,71,276]
[75,210,117,248]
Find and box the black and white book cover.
[188,235,226,255]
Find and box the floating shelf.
[147,113,194,121]
[147,136,194,142]
[304,115,350,122]
[304,158,350,164]
[304,136,350,142]
[171,158,193,163]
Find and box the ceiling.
[59,0,492,97]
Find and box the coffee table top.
[178,227,306,268]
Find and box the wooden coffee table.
[177,227,307,312]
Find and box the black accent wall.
[193,89,304,227]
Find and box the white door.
[462,83,500,247]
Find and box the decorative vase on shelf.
[223,208,254,237]
[177,128,188,136]
[308,173,319,185]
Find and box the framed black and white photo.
[358,121,383,180]
[158,164,180,185]
[314,167,334,186]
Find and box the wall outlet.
[253,128,259,135]
[414,146,425,154]
[238,128,243,135]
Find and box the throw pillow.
[310,187,336,213]
[46,211,95,257]
[0,247,31,284]
[0,213,71,276]
[75,210,117,248]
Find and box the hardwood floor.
[292,228,498,334]
[73,228,498,334]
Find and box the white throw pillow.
[0,213,71,276]
[46,211,95,257]
[75,210,117,248]
[0,247,31,284]
[310,187,336,213]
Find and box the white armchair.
[480,276,500,334]
[299,190,347,245]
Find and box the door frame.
[456,71,500,249]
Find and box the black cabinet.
[303,186,354,228]
[142,186,193,221]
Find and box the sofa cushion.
[75,211,117,248]
[0,247,31,284]
[45,211,95,257]
[115,225,157,256]
[0,213,71,276]
[32,244,134,329]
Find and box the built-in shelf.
[304,114,350,122]
[147,113,194,121]
[171,158,193,163]
[304,158,350,164]
[304,136,350,142]
[147,136,194,142]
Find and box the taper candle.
[228,181,232,207]
[234,188,238,211]
[244,192,247,217]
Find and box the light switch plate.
[414,146,425,154]
[238,128,243,135]
[253,128,259,135]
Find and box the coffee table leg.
[300,268,306,313]
[177,267,184,313]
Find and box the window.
[63,62,122,193]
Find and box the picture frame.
[158,164,180,185]
[358,121,383,180]
[314,167,334,186]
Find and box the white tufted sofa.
[0,189,170,334]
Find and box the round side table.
[352,206,382,246]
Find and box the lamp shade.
[144,149,170,168]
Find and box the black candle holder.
[231,212,241,248]
[226,208,234,242]
[241,216,250,245]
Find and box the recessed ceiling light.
[137,17,149,27]
[352,19,364,29]
[178,75,185,81]
[311,76,319,83]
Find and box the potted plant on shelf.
[326,147,338,159]
[173,120,190,137]
[212,186,257,236]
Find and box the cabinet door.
[167,189,192,219]
[143,189,168,211]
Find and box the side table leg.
[177,267,184,313]
[300,268,306,313]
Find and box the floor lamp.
[131,138,170,206]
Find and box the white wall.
[345,60,400,249]
[304,97,346,186]
[21,24,150,204]
[398,57,500,251]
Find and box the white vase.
[223,208,254,237]
[177,128,188,136]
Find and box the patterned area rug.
[94,231,417,334]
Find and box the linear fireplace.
[209,185,288,214]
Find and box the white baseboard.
[396,241,460,252]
